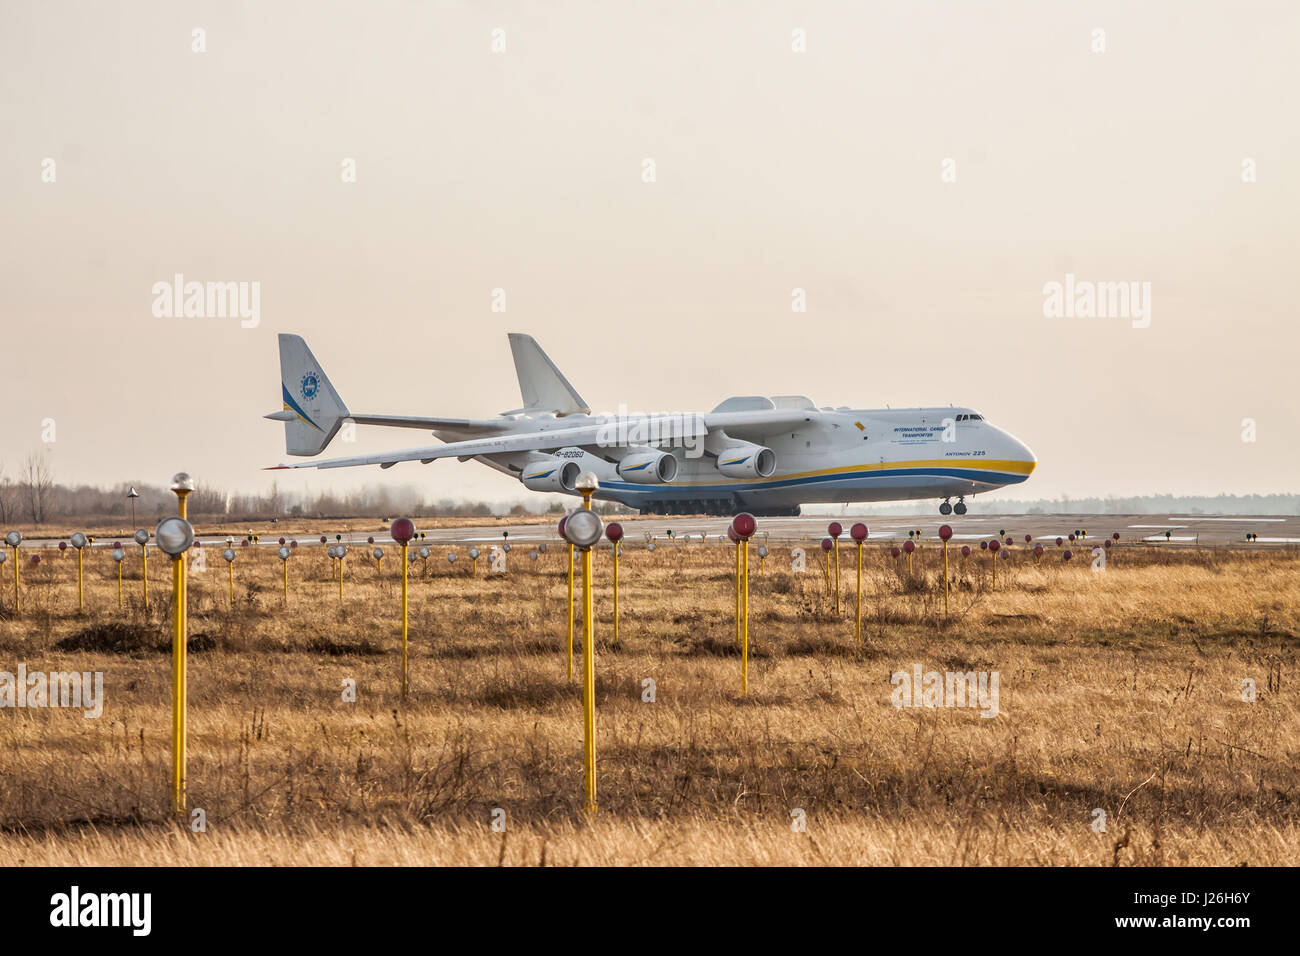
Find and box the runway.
[204,514,1299,550]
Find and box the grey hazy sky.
[2,1,1296,505]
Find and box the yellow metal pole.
[172,549,187,815]
[11,547,17,614]
[741,538,749,695]
[855,541,863,643]
[117,561,123,609]
[582,542,596,814]
[612,541,619,645]
[567,543,575,682]
[228,560,234,606]
[578,489,597,814]
[400,542,409,700]
[282,559,288,602]
[77,549,84,610]
[338,555,344,603]
[833,538,840,615]
[172,487,190,817]
[734,539,741,645]
[943,540,949,616]
[141,545,149,611]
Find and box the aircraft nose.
[998,430,1036,476]
[1013,435,1037,473]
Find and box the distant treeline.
[854,493,1300,516]
[0,469,629,525]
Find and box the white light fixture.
[563,509,604,549]
[154,517,195,557]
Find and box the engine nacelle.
[616,450,678,484]
[716,442,777,479]
[521,458,581,493]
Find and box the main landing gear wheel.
[954,500,967,515]
[939,500,953,516]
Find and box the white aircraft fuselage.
[464,406,1034,515]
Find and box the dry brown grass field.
[0,531,1296,866]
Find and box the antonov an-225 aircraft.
[266,333,1036,516]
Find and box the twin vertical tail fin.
[269,333,350,456]
[270,331,582,458]
[507,332,590,416]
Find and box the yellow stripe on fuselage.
[667,457,1036,488]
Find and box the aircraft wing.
[267,409,811,471]
[266,422,638,471]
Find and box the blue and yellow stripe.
[603,457,1035,495]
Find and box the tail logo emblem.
[300,371,319,401]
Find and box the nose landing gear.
[939,500,953,516]
[939,497,968,516]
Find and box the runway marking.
[1166,516,1287,522]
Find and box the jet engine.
[616,450,678,484]
[520,457,581,492]
[716,442,777,479]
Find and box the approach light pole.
[4,531,20,612]
[606,522,623,644]
[828,522,843,615]
[731,513,757,694]
[569,472,603,815]
[939,524,953,616]
[850,523,868,642]
[391,517,417,700]
[70,532,88,610]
